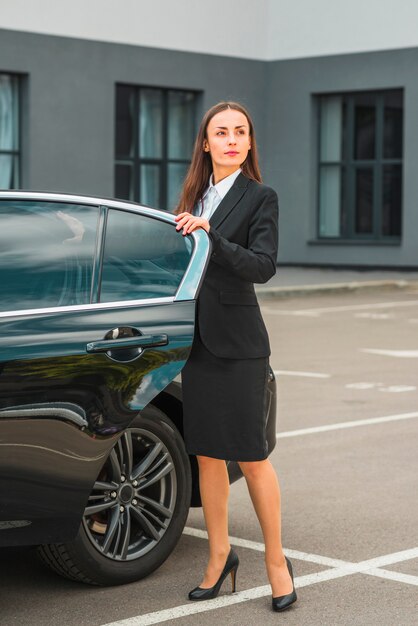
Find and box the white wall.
[266,0,418,60]
[1,0,418,60]
[0,0,269,60]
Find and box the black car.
[0,192,277,585]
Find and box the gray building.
[0,1,417,267]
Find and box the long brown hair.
[174,101,262,215]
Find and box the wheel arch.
[150,390,201,507]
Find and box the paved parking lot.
[2,288,418,625]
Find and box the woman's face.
[203,109,251,172]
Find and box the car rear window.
[0,201,98,312]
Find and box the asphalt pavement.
[1,284,418,625]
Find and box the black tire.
[37,406,192,585]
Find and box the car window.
[0,201,98,312]
[100,209,192,302]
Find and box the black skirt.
[181,322,270,462]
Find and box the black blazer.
[196,172,279,359]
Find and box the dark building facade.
[1,28,417,267]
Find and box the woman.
[174,101,297,613]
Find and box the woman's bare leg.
[196,455,231,588]
[238,458,293,597]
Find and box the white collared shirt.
[195,168,242,220]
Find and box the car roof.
[0,190,176,225]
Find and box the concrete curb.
[255,279,418,300]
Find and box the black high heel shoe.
[272,556,297,612]
[188,548,239,601]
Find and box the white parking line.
[183,527,348,567]
[100,539,418,626]
[355,312,393,319]
[100,584,281,626]
[275,411,418,438]
[379,385,416,393]
[352,548,418,573]
[262,299,418,317]
[364,568,418,586]
[345,382,417,393]
[362,348,418,358]
[273,369,331,378]
[184,528,418,575]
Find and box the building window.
[317,89,403,240]
[0,74,20,189]
[115,85,198,211]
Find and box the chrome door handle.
[86,334,168,353]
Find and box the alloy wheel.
[82,427,177,561]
